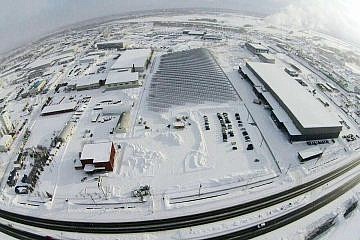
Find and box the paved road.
[2,170,359,240]
[209,173,360,239]
[0,154,358,235]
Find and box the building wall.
[80,143,116,171]
[105,80,139,90]
[245,43,269,55]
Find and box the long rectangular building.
[110,49,151,72]
[245,62,342,141]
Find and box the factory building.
[80,142,116,172]
[110,49,151,72]
[258,53,275,64]
[41,102,77,116]
[105,71,140,90]
[67,74,106,91]
[245,42,269,55]
[244,62,342,141]
[25,58,54,72]
[96,40,124,50]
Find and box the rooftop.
[110,49,151,70]
[106,71,139,85]
[80,142,113,163]
[246,62,341,129]
[41,102,77,115]
[246,42,268,51]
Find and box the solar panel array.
[147,48,237,112]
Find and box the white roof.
[110,49,151,70]
[106,71,139,85]
[247,62,341,129]
[25,58,53,70]
[0,135,12,145]
[80,142,113,163]
[41,102,77,115]
[247,43,268,51]
[259,53,275,60]
[298,146,323,159]
[97,40,123,45]
[69,73,106,87]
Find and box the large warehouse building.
[244,62,342,141]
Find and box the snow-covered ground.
[0,10,359,239]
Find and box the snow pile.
[122,144,164,176]
[184,112,210,172]
[154,131,183,146]
[184,150,209,172]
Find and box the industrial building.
[105,71,140,90]
[298,146,323,162]
[96,40,124,50]
[115,111,131,133]
[110,49,151,72]
[259,53,275,64]
[80,142,116,172]
[245,42,269,55]
[41,102,77,116]
[25,58,54,71]
[244,62,342,141]
[67,74,106,91]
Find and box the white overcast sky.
[0,0,359,53]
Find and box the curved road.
[0,156,358,235]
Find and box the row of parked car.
[217,112,235,143]
[235,113,254,151]
[203,115,210,130]
[342,134,358,142]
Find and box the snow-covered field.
[0,10,359,239]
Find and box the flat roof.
[298,146,323,159]
[41,102,77,115]
[25,58,53,70]
[247,62,341,129]
[80,142,113,163]
[97,40,123,45]
[69,73,106,87]
[247,42,268,51]
[106,71,139,85]
[259,53,275,60]
[110,49,151,70]
[0,135,12,145]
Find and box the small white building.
[245,42,269,55]
[105,71,140,90]
[0,135,13,152]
